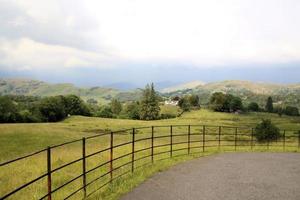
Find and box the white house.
[164,100,179,106]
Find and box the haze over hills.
[1,78,300,108]
[161,81,206,93]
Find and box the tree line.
[94,83,161,120]
[208,92,299,116]
[1,85,299,123]
[0,95,91,123]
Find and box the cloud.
[0,0,300,72]
[0,38,117,70]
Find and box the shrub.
[254,119,280,142]
[160,113,177,119]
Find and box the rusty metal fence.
[1,125,299,200]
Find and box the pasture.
[0,109,300,200]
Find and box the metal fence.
[1,125,299,200]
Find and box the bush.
[160,113,177,119]
[254,119,281,142]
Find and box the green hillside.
[1,78,300,108]
[0,78,120,104]
[165,80,300,109]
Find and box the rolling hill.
[1,78,300,108]
[164,80,300,109]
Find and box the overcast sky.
[0,0,300,86]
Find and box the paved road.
[121,153,300,200]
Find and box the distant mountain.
[165,80,300,109]
[0,78,120,104]
[1,78,300,108]
[161,80,205,93]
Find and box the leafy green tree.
[209,93,243,112]
[18,109,41,122]
[96,106,113,118]
[0,96,19,122]
[63,95,90,116]
[124,101,140,119]
[209,92,226,112]
[178,97,191,111]
[284,106,299,116]
[229,96,243,112]
[188,94,200,108]
[265,96,273,113]
[254,119,280,142]
[248,102,260,112]
[39,96,66,122]
[110,99,122,115]
[139,83,160,120]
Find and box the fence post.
[151,126,154,163]
[218,126,221,150]
[82,138,87,198]
[47,146,52,200]
[170,125,173,157]
[202,125,206,152]
[267,134,270,150]
[298,132,300,150]
[188,125,191,154]
[283,130,286,151]
[132,128,135,172]
[110,131,113,181]
[251,128,254,150]
[235,127,237,151]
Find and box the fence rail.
[1,125,300,200]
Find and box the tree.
[209,92,226,112]
[0,96,19,123]
[284,106,299,116]
[124,101,140,119]
[209,93,243,112]
[110,99,122,115]
[139,83,160,120]
[178,97,191,111]
[229,96,243,112]
[254,119,280,142]
[63,95,90,116]
[248,102,259,112]
[96,106,113,118]
[265,97,273,113]
[39,96,66,122]
[188,94,200,108]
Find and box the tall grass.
[1,124,299,200]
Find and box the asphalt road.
[121,153,300,200]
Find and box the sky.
[0,0,300,87]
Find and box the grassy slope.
[0,109,300,200]
[1,109,300,162]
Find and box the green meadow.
[1,108,300,200]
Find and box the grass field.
[0,109,300,200]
